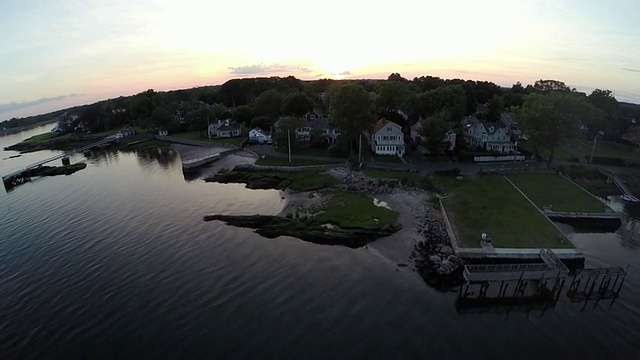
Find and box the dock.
[2,136,116,188]
[602,170,639,202]
[457,248,628,315]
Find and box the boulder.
[428,255,442,264]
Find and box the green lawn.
[23,133,58,143]
[507,174,609,213]
[310,190,399,230]
[274,146,346,158]
[519,137,640,161]
[255,157,342,167]
[435,176,571,249]
[173,129,248,147]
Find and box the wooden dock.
[2,136,116,186]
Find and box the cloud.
[622,68,640,73]
[331,71,352,76]
[228,63,312,75]
[0,94,81,113]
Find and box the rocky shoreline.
[412,213,465,289]
[204,165,464,288]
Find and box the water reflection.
[135,148,178,169]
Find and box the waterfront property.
[248,127,271,144]
[435,175,570,249]
[461,116,514,153]
[368,118,405,157]
[208,119,242,138]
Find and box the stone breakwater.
[342,171,422,194]
[413,212,465,289]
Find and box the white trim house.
[249,127,271,144]
[369,118,405,157]
[462,116,514,153]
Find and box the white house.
[369,118,405,157]
[208,119,242,138]
[157,129,169,136]
[115,127,136,138]
[249,127,271,144]
[462,116,514,153]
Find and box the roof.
[217,120,242,132]
[250,127,269,137]
[372,118,401,134]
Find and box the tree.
[514,92,598,168]
[281,92,315,117]
[588,89,618,116]
[420,110,450,155]
[253,89,285,118]
[387,72,408,82]
[533,79,570,92]
[407,85,466,123]
[274,116,305,148]
[375,80,410,113]
[483,94,504,122]
[249,116,275,130]
[151,106,172,128]
[185,108,211,131]
[328,82,375,151]
[232,105,254,126]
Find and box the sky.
[1,0,639,121]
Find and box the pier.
[602,170,639,202]
[457,248,628,315]
[2,136,116,188]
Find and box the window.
[387,127,392,132]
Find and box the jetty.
[2,136,116,188]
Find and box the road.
[247,144,546,175]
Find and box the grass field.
[519,137,640,161]
[434,176,571,249]
[507,174,609,213]
[274,146,346,158]
[310,190,399,230]
[173,129,248,146]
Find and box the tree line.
[5,75,638,167]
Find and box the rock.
[440,259,452,270]
[429,255,442,264]
[440,245,453,256]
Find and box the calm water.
[1,125,639,359]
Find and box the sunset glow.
[1,0,639,120]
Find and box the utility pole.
[288,128,292,163]
[207,116,211,141]
[358,133,362,170]
[590,131,604,164]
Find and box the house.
[410,121,456,152]
[115,127,136,138]
[304,109,324,122]
[274,113,341,144]
[462,116,514,153]
[369,118,405,157]
[157,129,169,136]
[249,127,271,144]
[208,119,242,138]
